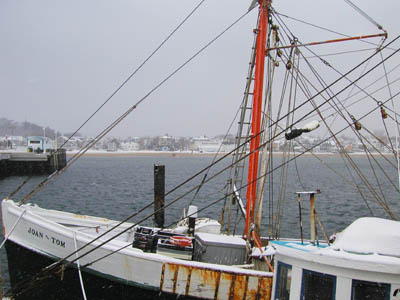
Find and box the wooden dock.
[0,149,66,178]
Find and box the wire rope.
[17,8,252,206]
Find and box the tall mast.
[244,0,270,238]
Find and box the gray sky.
[1,0,400,138]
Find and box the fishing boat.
[2,0,400,299]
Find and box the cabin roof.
[331,217,400,257]
[271,218,400,274]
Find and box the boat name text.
[27,227,66,248]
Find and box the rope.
[0,209,26,250]
[73,232,87,300]
[7,175,32,199]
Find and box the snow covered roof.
[332,217,400,257]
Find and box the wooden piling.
[154,165,165,228]
[310,193,316,242]
[295,190,320,244]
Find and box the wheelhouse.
[270,218,400,300]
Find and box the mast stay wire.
[57,0,208,152]
[275,11,398,162]
[343,0,385,31]
[287,55,400,199]
[12,86,400,298]
[56,92,400,270]
[59,89,400,273]
[13,8,275,286]
[268,13,398,217]
[379,51,400,193]
[17,8,253,206]
[10,14,400,286]
[291,47,392,212]
[301,67,400,125]
[8,0,208,201]
[65,89,400,274]
[8,42,400,298]
[303,46,400,157]
[281,48,376,215]
[268,17,389,215]
[274,10,394,51]
[270,18,399,179]
[270,11,398,213]
[44,34,400,256]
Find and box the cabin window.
[351,279,390,300]
[301,269,336,300]
[274,262,292,300]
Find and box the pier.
[0,149,66,178]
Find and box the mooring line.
[0,209,26,250]
[73,232,88,300]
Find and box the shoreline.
[66,151,222,157]
[65,150,394,157]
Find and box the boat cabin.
[27,136,53,153]
[270,218,400,300]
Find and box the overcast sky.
[1,0,400,138]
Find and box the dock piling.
[154,165,165,228]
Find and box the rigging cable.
[379,51,400,193]
[8,35,400,298]
[84,88,400,271]
[58,0,208,151]
[343,0,384,31]
[274,10,394,50]
[297,49,388,214]
[302,68,400,125]
[299,42,400,175]
[276,9,400,213]
[7,0,207,200]
[17,8,252,206]
[272,12,376,215]
[272,15,391,215]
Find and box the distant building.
[27,136,54,153]
[107,142,117,152]
[191,136,222,153]
[121,142,140,151]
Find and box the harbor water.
[0,154,399,291]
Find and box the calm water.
[0,154,399,290]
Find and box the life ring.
[170,236,192,247]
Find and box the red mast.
[244,0,270,238]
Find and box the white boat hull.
[1,199,273,300]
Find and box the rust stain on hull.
[161,262,272,300]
